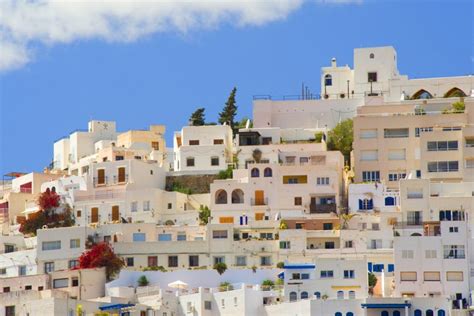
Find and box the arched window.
[215,190,227,204]
[325,74,333,86]
[444,87,466,98]
[437,310,445,316]
[348,290,355,299]
[426,310,434,316]
[314,292,321,299]
[337,290,344,299]
[385,196,395,206]
[301,291,308,299]
[335,313,342,316]
[414,310,422,316]
[393,311,401,316]
[289,291,297,302]
[370,53,375,59]
[264,167,272,177]
[51,186,56,193]
[347,313,354,316]
[411,232,422,236]
[411,89,433,100]
[381,312,389,316]
[251,168,260,178]
[231,189,244,204]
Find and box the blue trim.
[361,303,411,308]
[284,264,315,269]
[99,304,135,311]
[277,272,284,279]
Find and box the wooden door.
[112,205,119,222]
[255,190,264,205]
[118,167,125,183]
[97,169,105,185]
[91,207,99,223]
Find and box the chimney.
[331,58,337,67]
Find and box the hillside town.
[1,46,474,315]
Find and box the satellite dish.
[245,119,250,129]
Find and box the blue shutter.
[367,262,373,272]
[388,264,394,272]
[359,199,363,210]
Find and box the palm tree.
[339,213,358,230]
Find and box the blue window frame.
[393,311,401,316]
[368,262,373,272]
[132,233,146,242]
[381,311,389,316]
[385,196,395,206]
[372,264,384,272]
[388,264,394,272]
[301,273,310,280]
[158,234,172,241]
[301,291,308,299]
[320,270,334,278]
[414,310,422,316]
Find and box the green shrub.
[214,262,227,275]
[219,281,233,291]
[137,275,149,287]
[261,279,274,291]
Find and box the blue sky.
[0,0,472,175]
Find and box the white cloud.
[0,0,358,71]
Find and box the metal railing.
[309,204,336,214]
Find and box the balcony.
[113,174,129,185]
[93,176,108,187]
[309,204,336,214]
[251,198,268,206]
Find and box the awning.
[283,263,315,269]
[99,303,135,311]
[277,272,284,279]
[361,303,411,308]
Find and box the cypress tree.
[189,108,206,126]
[218,87,238,131]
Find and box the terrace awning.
[99,303,135,311]
[361,303,411,308]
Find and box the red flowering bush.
[78,242,124,280]
[37,188,60,213]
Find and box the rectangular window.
[320,270,334,278]
[360,129,377,139]
[211,157,219,166]
[5,306,15,316]
[360,150,378,161]
[384,128,409,138]
[388,149,406,160]
[133,233,146,242]
[189,140,200,146]
[44,262,54,273]
[177,233,186,241]
[323,223,333,230]
[283,175,308,184]
[294,197,302,206]
[151,141,160,150]
[279,241,290,249]
[407,211,422,225]
[423,271,440,281]
[168,256,178,267]
[427,141,458,151]
[189,255,199,267]
[70,239,80,249]
[344,270,355,279]
[260,256,271,266]
[235,256,247,266]
[400,271,417,281]
[213,139,224,145]
[415,127,433,137]
[212,230,228,239]
[130,201,138,212]
[446,271,463,281]
[388,172,406,182]
[0,268,6,275]
[72,277,79,287]
[368,72,377,82]
[425,250,437,259]
[407,188,423,199]
[18,265,26,276]
[443,245,465,259]
[143,201,150,212]
[204,301,212,310]
[186,157,195,167]
[345,240,353,248]
[427,161,459,172]
[126,257,134,267]
[325,241,335,249]
[316,177,330,185]
[42,241,61,251]
[68,260,79,269]
[148,256,158,267]
[213,256,225,264]
[158,234,172,241]
[362,171,380,182]
[53,278,69,288]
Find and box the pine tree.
[218,87,238,130]
[189,108,206,126]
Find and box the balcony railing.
[93,176,108,187]
[113,174,129,184]
[251,198,268,206]
[309,204,336,214]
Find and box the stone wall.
[165,174,219,194]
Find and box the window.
[158,234,172,241]
[70,239,80,248]
[189,140,199,145]
[439,210,465,221]
[289,291,297,302]
[427,141,458,151]
[423,271,440,281]
[362,171,380,182]
[344,240,353,248]
[301,291,309,299]
[407,188,423,199]
[360,150,378,161]
[53,278,69,288]
[400,271,417,281]
[168,256,178,267]
[368,72,377,82]
[388,172,406,182]
[5,306,15,316]
[372,264,384,272]
[442,126,461,131]
[215,190,227,204]
[4,244,15,253]
[320,270,334,278]
[323,223,333,230]
[213,256,225,264]
[314,292,321,299]
[212,230,228,239]
[260,232,273,240]
[260,256,271,266]
[76,210,82,218]
[449,226,459,233]
[344,270,355,279]
[25,285,32,290]
[42,241,61,251]
[360,129,377,139]
[211,157,219,166]
[0,268,6,275]
[204,301,212,310]
[369,53,375,59]
[143,201,150,212]
[443,245,465,259]
[446,271,463,281]
[177,233,186,241]
[337,290,344,299]
[133,233,146,242]
[68,260,79,269]
[213,139,224,145]
[316,177,329,185]
[264,168,272,177]
[151,141,160,150]
[186,157,195,167]
[18,265,26,276]
[131,201,138,212]
[44,262,54,273]
[283,175,307,184]
[279,241,290,249]
[415,127,433,137]
[407,211,422,225]
[148,256,158,267]
[231,189,244,204]
[325,241,335,249]
[369,240,382,250]
[372,223,380,230]
[294,197,302,206]
[385,196,395,206]
[324,74,332,86]
[126,257,134,267]
[427,161,459,172]
[425,250,437,259]
[72,277,79,287]
[251,168,260,177]
[359,198,373,210]
[384,128,409,138]
[388,149,406,160]
[189,255,199,267]
[167,203,172,209]
[235,256,247,266]
[348,291,355,299]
